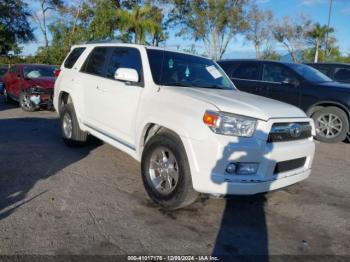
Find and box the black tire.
[312,106,349,143]
[60,103,88,147]
[141,129,198,210]
[19,91,37,112]
[3,87,14,104]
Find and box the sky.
[22,0,350,58]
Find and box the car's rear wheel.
[60,103,87,147]
[141,129,198,209]
[20,91,37,112]
[313,106,349,143]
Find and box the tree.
[245,3,273,59]
[169,0,249,60]
[31,0,64,48]
[306,23,334,63]
[88,0,119,40]
[273,16,310,63]
[0,0,33,55]
[116,4,163,45]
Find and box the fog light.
[226,163,237,174]
[236,163,259,175]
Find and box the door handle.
[96,85,107,92]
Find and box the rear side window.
[334,67,350,82]
[105,47,143,81]
[64,47,86,69]
[81,47,109,76]
[232,62,260,80]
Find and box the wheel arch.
[306,101,350,120]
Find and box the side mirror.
[114,68,139,83]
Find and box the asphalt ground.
[0,95,349,261]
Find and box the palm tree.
[306,23,334,62]
[116,5,162,45]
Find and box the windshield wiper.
[161,82,194,87]
[192,84,231,90]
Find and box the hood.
[28,77,55,89]
[164,86,306,121]
[316,81,350,90]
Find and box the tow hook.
[30,95,41,105]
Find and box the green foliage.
[305,23,334,62]
[0,0,33,55]
[116,4,164,45]
[88,0,119,40]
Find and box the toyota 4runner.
[54,42,315,209]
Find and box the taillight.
[54,69,61,77]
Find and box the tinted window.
[312,65,330,76]
[81,47,109,76]
[23,65,56,78]
[288,64,332,82]
[146,49,234,90]
[262,63,296,83]
[64,47,86,69]
[232,62,259,80]
[106,47,142,81]
[217,62,235,76]
[334,67,350,82]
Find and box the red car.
[3,64,57,111]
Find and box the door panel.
[230,62,263,95]
[81,46,144,147]
[262,63,300,107]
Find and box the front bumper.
[183,118,315,195]
[25,88,54,108]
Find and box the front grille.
[268,122,312,142]
[274,157,306,174]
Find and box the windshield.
[146,49,235,90]
[23,65,56,78]
[288,63,332,83]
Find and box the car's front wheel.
[313,106,349,143]
[60,103,87,147]
[141,129,198,209]
[20,91,37,112]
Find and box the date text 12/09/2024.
[127,255,219,261]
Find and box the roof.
[306,62,350,66]
[217,59,296,65]
[72,42,209,60]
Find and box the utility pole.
[325,0,333,61]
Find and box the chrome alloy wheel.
[149,147,179,195]
[62,113,73,139]
[21,93,31,109]
[316,113,343,139]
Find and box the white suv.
[54,42,315,209]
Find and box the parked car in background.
[217,59,350,143]
[0,66,9,93]
[2,64,56,111]
[54,43,315,209]
[307,62,350,84]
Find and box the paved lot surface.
[0,95,349,258]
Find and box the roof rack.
[78,39,123,45]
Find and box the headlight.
[203,110,257,137]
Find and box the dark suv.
[218,59,350,143]
[307,63,350,84]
